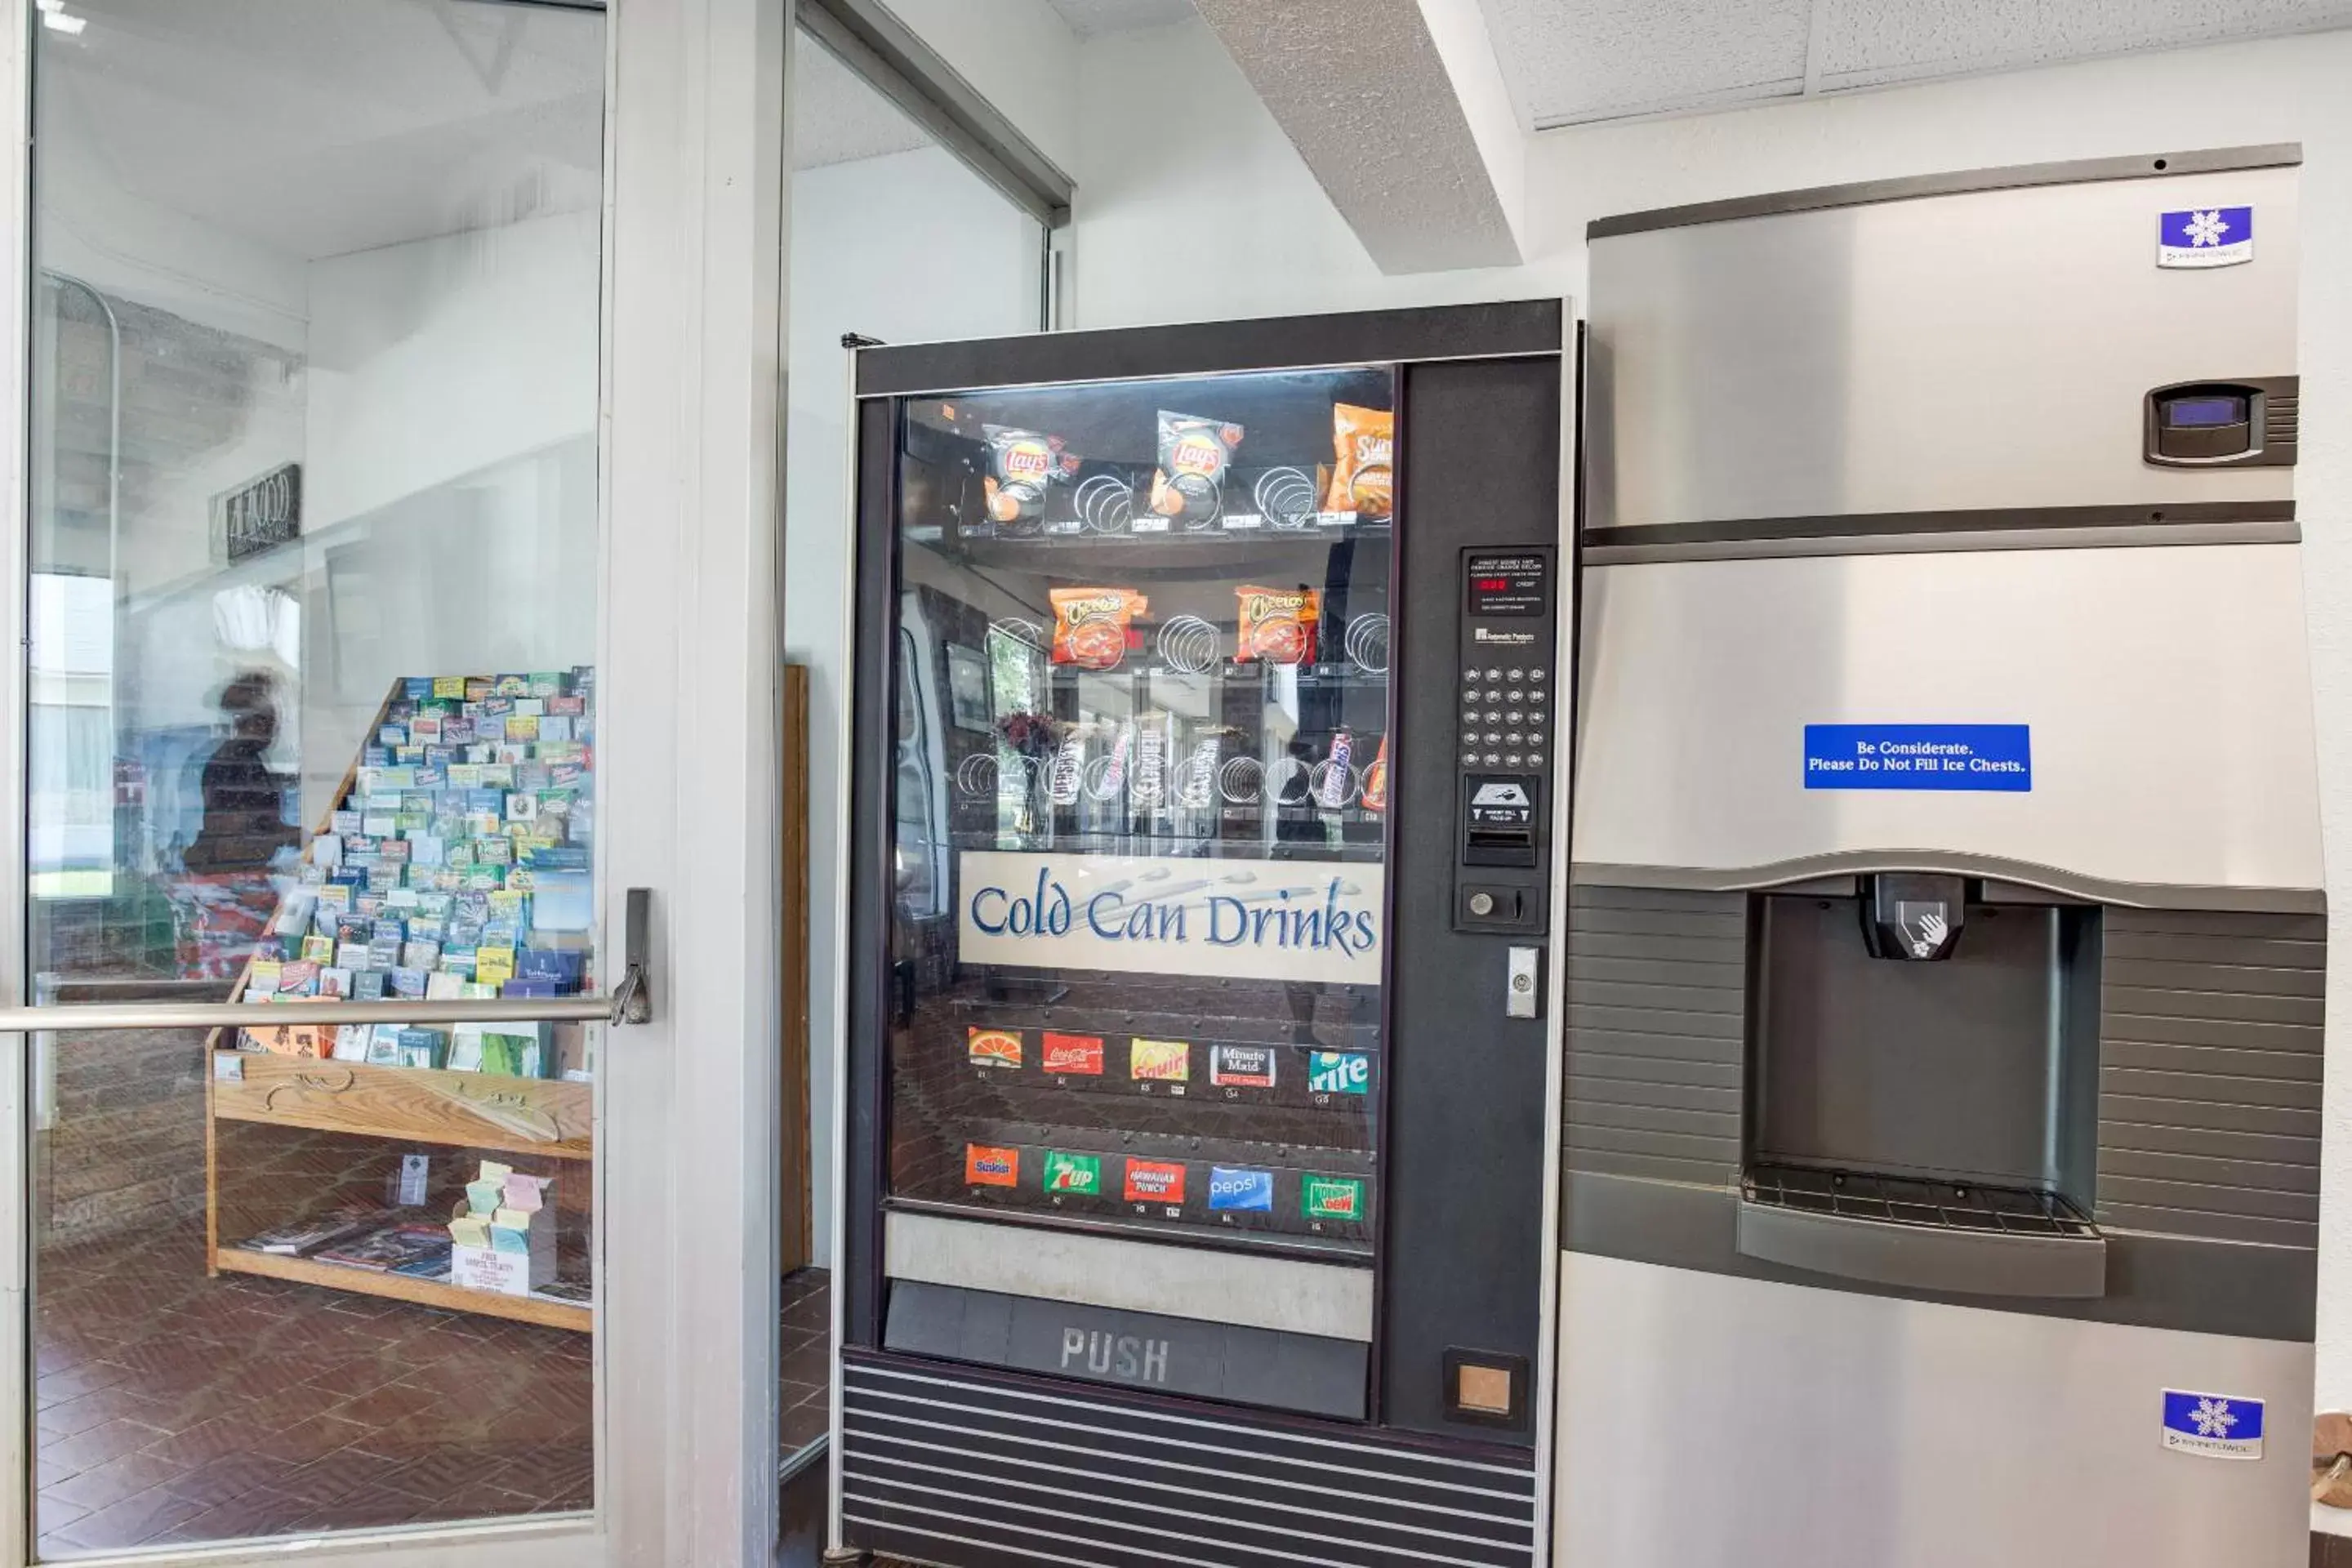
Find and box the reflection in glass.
[27,0,604,1554]
[884,369,1395,1263]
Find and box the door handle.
[611,887,654,1025]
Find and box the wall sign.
[1802,724,2031,792]
[2160,1389,2263,1460]
[213,461,302,561]
[2158,206,2253,270]
[958,850,1383,985]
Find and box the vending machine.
[828,302,1566,1568]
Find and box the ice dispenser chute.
[1735,873,2108,1299]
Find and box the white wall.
[786,143,1042,1265]
[296,209,603,821]
[1068,20,1570,328]
[1067,17,2352,1432]
[883,0,1082,176]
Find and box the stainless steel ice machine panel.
[1585,146,2300,547]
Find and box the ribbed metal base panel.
[840,1352,1538,1568]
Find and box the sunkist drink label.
[968,1026,1023,1070]
[1209,1045,1276,1089]
[1307,1050,1371,1095]
[1303,1175,1367,1222]
[1208,1166,1274,1214]
[1129,1038,1190,1082]
[965,1144,1019,1187]
[1124,1159,1187,1205]
[1043,1150,1102,1196]
[1040,1031,1105,1076]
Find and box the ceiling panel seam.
[1800,0,1828,96]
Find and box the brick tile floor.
[34,1226,836,1557]
[34,1221,594,1557]
[779,1267,831,1460]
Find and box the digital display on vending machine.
[1466,552,1548,617]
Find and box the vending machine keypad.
[1456,550,1556,933]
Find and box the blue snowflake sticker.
[2158,207,2254,269]
[2161,1388,2264,1459]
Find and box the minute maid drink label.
[1307,1051,1370,1096]
[1043,1150,1102,1197]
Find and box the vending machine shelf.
[949,518,1391,565]
[881,1195,1379,1265]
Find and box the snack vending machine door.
[875,367,1400,1394]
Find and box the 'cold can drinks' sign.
[958,851,1383,986]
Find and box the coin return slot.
[1442,1348,1529,1429]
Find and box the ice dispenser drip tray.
[1736,879,2108,1299]
[1738,1165,2105,1298]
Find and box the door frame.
[0,0,791,1562]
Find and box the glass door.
[780,18,1051,1482]
[16,0,619,1559]
[882,369,1396,1282]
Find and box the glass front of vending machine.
[834,304,1566,1568]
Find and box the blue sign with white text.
[1803,725,2031,792]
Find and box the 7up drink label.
[1043,1150,1102,1197]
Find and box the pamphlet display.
[204,671,598,1331]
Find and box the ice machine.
[1562,146,2322,1567]
[828,302,1570,1567]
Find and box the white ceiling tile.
[1818,0,2352,89]
[1481,0,1815,127]
[1042,0,1197,38]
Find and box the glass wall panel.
[779,25,1048,1477]
[28,0,605,1553]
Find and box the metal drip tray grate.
[1742,1163,2097,1239]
